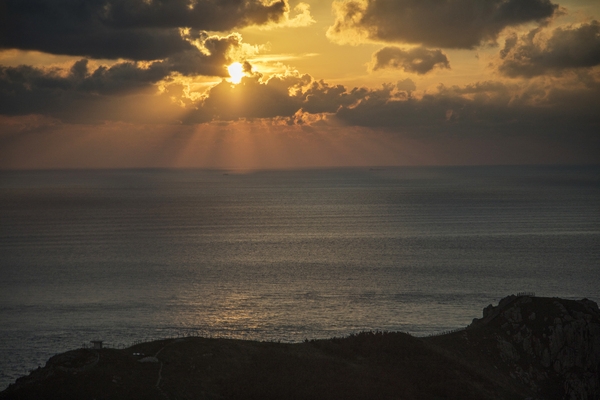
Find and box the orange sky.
[1,0,599,169]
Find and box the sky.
[0,0,599,169]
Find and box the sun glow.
[227,62,245,84]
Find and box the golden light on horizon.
[227,62,245,84]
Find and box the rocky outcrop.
[471,295,600,400]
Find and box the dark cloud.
[0,0,287,60]
[80,60,173,94]
[0,64,77,117]
[371,46,450,74]
[102,0,287,29]
[335,82,514,129]
[334,80,600,141]
[328,0,558,49]
[0,30,241,112]
[0,61,171,121]
[301,80,368,113]
[498,21,600,77]
[0,38,239,121]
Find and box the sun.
[227,62,245,84]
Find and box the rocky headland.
[1,295,598,400]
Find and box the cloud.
[396,78,416,92]
[0,34,243,122]
[0,62,187,123]
[0,30,244,109]
[301,80,368,113]
[0,0,289,60]
[327,0,559,48]
[186,73,306,123]
[333,78,600,140]
[498,20,600,77]
[284,3,316,28]
[258,2,316,29]
[184,73,373,123]
[371,46,450,74]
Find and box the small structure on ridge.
[90,341,103,350]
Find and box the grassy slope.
[0,333,529,400]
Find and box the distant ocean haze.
[0,166,599,390]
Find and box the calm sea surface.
[1,166,599,389]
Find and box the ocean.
[1,166,599,390]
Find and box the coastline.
[2,295,599,400]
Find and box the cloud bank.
[1,58,599,143]
[0,0,290,60]
[499,20,600,77]
[327,0,559,48]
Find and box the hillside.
[2,295,599,400]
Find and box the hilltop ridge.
[2,295,599,400]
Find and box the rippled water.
[1,166,599,389]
